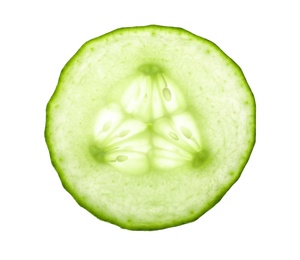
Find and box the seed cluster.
[92,65,202,174]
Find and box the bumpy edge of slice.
[45,25,256,230]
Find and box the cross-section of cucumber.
[45,25,255,230]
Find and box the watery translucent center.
[91,64,203,175]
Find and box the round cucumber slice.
[45,25,255,230]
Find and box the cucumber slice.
[45,25,255,230]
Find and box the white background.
[1,1,299,259]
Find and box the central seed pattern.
[92,65,202,174]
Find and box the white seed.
[181,126,192,139]
[102,121,112,132]
[144,94,148,102]
[116,155,128,162]
[135,85,141,99]
[169,131,179,141]
[163,88,172,101]
[118,129,130,137]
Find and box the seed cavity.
[169,131,179,141]
[163,88,172,101]
[181,126,192,139]
[102,121,112,132]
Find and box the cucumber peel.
[45,25,255,230]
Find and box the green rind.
[45,25,256,230]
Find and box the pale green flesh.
[45,25,256,230]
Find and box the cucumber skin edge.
[44,25,256,231]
